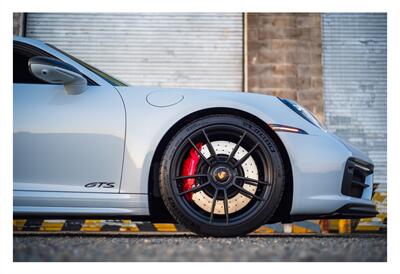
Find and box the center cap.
[213,167,231,183]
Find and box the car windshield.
[47,43,128,87]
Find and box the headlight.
[279,98,324,129]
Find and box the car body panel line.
[112,86,128,193]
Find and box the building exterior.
[13,12,387,228]
[22,13,244,91]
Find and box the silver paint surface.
[14,84,125,193]
[13,36,375,217]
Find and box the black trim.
[287,203,378,223]
[337,203,378,216]
[22,13,27,37]
[341,158,374,198]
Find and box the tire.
[159,114,285,237]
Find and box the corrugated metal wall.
[321,13,387,192]
[25,13,243,90]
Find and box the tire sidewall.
[160,115,285,236]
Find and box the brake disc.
[191,140,259,215]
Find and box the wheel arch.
[148,107,293,223]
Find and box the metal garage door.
[25,13,243,91]
[321,13,387,193]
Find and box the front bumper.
[276,130,377,218]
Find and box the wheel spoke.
[175,174,209,180]
[232,183,264,201]
[226,131,247,163]
[173,123,272,226]
[209,189,219,223]
[233,143,259,168]
[234,176,271,186]
[223,189,229,224]
[188,138,212,166]
[202,129,217,160]
[178,181,211,196]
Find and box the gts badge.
[85,182,115,188]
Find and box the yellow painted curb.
[355,225,381,232]
[254,226,274,233]
[292,225,313,233]
[40,220,65,231]
[81,220,102,232]
[13,219,26,231]
[120,220,140,232]
[338,219,351,234]
[153,223,177,232]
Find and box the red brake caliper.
[180,142,203,201]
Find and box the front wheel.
[159,114,285,237]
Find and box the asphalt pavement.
[13,233,386,262]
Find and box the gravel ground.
[13,234,386,262]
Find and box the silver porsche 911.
[13,36,377,236]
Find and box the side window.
[14,41,97,86]
[13,45,49,84]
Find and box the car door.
[13,41,125,193]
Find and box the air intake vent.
[341,158,373,198]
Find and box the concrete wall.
[246,13,324,122]
[13,13,24,36]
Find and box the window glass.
[13,46,48,84]
[47,44,128,87]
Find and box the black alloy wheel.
[159,114,285,237]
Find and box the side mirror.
[28,56,87,95]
